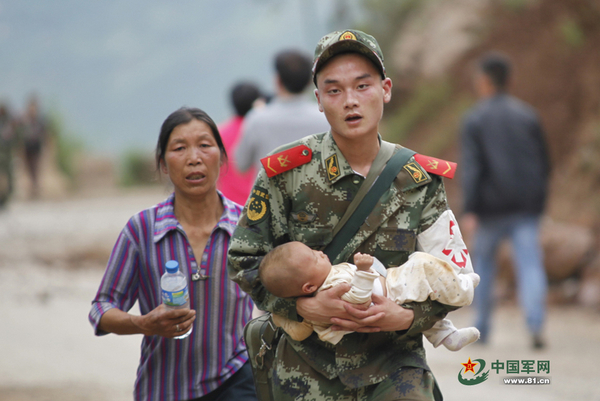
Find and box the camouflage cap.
[312,29,385,84]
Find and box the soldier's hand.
[296,282,352,324]
[329,294,414,333]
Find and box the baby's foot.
[441,327,480,351]
[354,253,374,271]
[468,272,481,287]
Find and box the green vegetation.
[578,120,600,174]
[383,79,454,144]
[358,0,421,77]
[559,17,585,48]
[360,0,420,33]
[119,150,157,187]
[502,0,531,12]
[356,0,474,156]
[425,96,474,155]
[48,111,83,187]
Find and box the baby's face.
[294,242,332,287]
[311,249,332,273]
[306,249,332,288]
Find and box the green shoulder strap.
[323,146,416,262]
[330,141,394,239]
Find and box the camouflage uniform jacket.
[227,132,458,388]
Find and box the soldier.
[228,29,472,400]
[0,103,16,208]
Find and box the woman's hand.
[99,304,196,338]
[132,304,196,338]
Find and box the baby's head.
[259,241,332,298]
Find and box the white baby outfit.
[273,210,480,348]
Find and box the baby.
[259,241,480,350]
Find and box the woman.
[89,107,257,401]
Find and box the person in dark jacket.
[460,51,550,349]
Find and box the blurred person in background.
[18,94,49,199]
[0,102,17,209]
[460,51,551,349]
[89,107,257,401]
[217,81,264,206]
[235,49,329,174]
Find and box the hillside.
[380,0,600,304]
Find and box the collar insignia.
[326,154,341,181]
[404,162,427,184]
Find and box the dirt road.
[1,188,599,401]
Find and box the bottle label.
[162,287,189,307]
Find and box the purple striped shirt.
[89,192,253,401]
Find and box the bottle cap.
[165,260,179,274]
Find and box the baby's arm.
[339,256,380,305]
[354,253,374,272]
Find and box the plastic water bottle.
[161,260,192,339]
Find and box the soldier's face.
[315,53,392,143]
[161,119,222,200]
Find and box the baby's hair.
[259,242,307,298]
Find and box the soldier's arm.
[400,299,458,336]
[403,176,466,334]
[227,169,302,322]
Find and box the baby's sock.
[441,327,480,351]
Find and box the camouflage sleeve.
[417,174,449,234]
[227,168,301,322]
[403,300,459,336]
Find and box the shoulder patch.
[260,145,312,178]
[414,154,457,179]
[246,187,269,225]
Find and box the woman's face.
[161,119,222,199]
